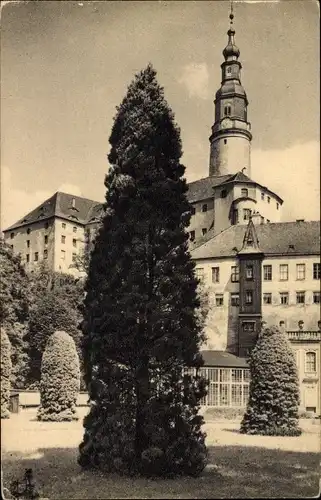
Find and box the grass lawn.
[1,407,320,499]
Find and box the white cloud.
[0,166,82,231]
[178,63,209,100]
[251,140,320,222]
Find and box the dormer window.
[224,104,231,116]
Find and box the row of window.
[263,263,320,281]
[211,290,320,307]
[263,291,320,305]
[25,249,78,263]
[10,222,78,239]
[196,263,321,283]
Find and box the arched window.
[224,104,231,116]
[305,352,316,373]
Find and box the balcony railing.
[287,331,321,342]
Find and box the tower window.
[241,188,248,198]
[224,139,227,145]
[267,196,271,204]
[227,66,232,75]
[34,252,39,262]
[45,222,49,229]
[202,228,207,236]
[221,189,227,198]
[61,235,66,244]
[261,192,265,200]
[44,249,48,259]
[245,265,254,280]
[44,235,48,245]
[26,254,30,263]
[27,228,31,234]
[10,232,14,239]
[202,204,208,213]
[245,291,253,305]
[224,105,231,116]
[27,240,30,248]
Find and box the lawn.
[1,407,320,499]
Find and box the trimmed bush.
[37,331,80,421]
[1,327,12,418]
[240,326,301,436]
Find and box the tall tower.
[209,5,252,177]
[237,218,264,358]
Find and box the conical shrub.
[240,325,301,436]
[38,331,80,421]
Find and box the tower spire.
[208,1,252,177]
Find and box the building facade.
[2,10,320,412]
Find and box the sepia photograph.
[1,0,320,498]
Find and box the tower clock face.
[221,117,232,129]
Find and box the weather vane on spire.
[229,0,234,27]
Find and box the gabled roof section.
[201,350,248,368]
[220,171,284,204]
[238,218,262,255]
[4,192,103,231]
[191,220,320,260]
[187,174,233,203]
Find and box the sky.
[1,0,320,230]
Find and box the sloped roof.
[201,350,249,368]
[191,220,321,260]
[4,192,101,231]
[187,174,233,203]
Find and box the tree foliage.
[0,239,30,387]
[37,330,80,421]
[240,325,301,436]
[27,291,82,384]
[1,328,12,419]
[78,64,208,477]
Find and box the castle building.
[2,9,320,413]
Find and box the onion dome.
[223,28,240,60]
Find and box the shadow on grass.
[2,445,320,499]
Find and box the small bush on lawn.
[37,331,80,421]
[1,328,12,419]
[240,325,301,436]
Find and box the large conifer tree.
[78,64,207,477]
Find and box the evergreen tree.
[37,331,80,421]
[240,325,301,436]
[79,64,208,477]
[0,239,30,388]
[27,292,82,383]
[1,328,12,419]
